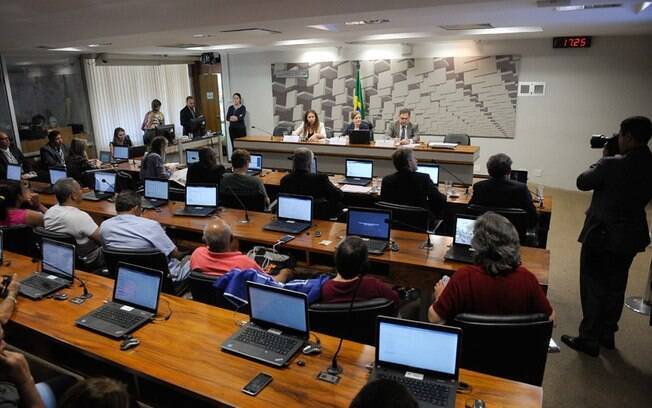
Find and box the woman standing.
[292,110,326,142]
[226,93,247,147]
[141,99,165,144]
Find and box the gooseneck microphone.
[226,185,250,224]
[75,276,93,299]
[251,125,275,136]
[101,178,117,193]
[438,166,470,195]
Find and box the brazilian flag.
[353,64,366,119]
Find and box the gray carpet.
[542,187,652,408]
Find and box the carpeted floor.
[541,187,652,408]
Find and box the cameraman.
[562,116,652,357]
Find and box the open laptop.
[31,167,67,194]
[19,239,75,300]
[444,214,477,264]
[174,183,217,217]
[5,163,21,182]
[510,169,528,184]
[82,171,116,201]
[347,207,391,254]
[341,159,373,186]
[247,153,263,176]
[112,145,130,163]
[76,262,163,339]
[370,316,462,408]
[350,129,372,144]
[263,193,312,234]
[99,151,111,164]
[417,164,440,185]
[185,149,200,166]
[222,281,309,367]
[141,178,169,209]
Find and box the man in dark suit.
[0,131,31,179]
[385,109,419,144]
[39,130,68,169]
[380,147,446,216]
[280,148,343,219]
[562,116,652,357]
[180,96,200,136]
[469,153,537,227]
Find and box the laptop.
[99,151,111,163]
[112,145,130,163]
[32,167,67,194]
[350,129,372,144]
[310,156,317,174]
[141,178,169,209]
[185,149,200,165]
[444,214,477,264]
[174,183,218,217]
[19,239,75,300]
[341,159,373,186]
[370,316,462,408]
[222,281,309,367]
[5,163,21,182]
[347,207,392,254]
[263,194,312,234]
[510,169,528,184]
[76,262,163,339]
[247,153,262,176]
[82,171,116,201]
[417,164,440,185]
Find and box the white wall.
[224,35,652,190]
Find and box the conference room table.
[4,251,544,407]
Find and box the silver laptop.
[263,194,312,234]
[370,316,462,408]
[444,214,477,264]
[82,171,116,201]
[5,163,21,182]
[112,145,129,163]
[347,207,392,254]
[222,281,309,367]
[76,262,163,339]
[185,149,200,165]
[247,153,263,176]
[342,159,373,186]
[417,164,440,185]
[19,239,75,300]
[142,178,169,209]
[174,183,218,217]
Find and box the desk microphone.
[226,186,250,224]
[251,125,275,139]
[438,166,470,195]
[75,276,93,299]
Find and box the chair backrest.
[451,313,553,386]
[1,225,39,258]
[169,187,186,202]
[467,204,528,243]
[33,226,77,248]
[375,201,429,233]
[308,298,396,345]
[220,190,266,212]
[102,246,179,295]
[444,133,470,145]
[272,126,291,136]
[188,270,247,312]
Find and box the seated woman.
[65,139,100,185]
[140,136,171,181]
[428,212,555,323]
[112,127,133,147]
[0,180,46,227]
[292,110,326,142]
[342,111,371,136]
[186,147,225,185]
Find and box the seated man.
[469,153,537,227]
[380,147,446,216]
[100,190,190,282]
[428,212,554,324]
[44,178,102,266]
[40,130,68,169]
[0,131,31,180]
[385,108,419,145]
[220,149,269,206]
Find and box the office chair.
[375,201,431,233]
[168,186,186,202]
[444,133,471,145]
[188,270,248,312]
[272,126,291,136]
[220,190,267,212]
[1,225,39,258]
[308,298,395,345]
[32,226,98,272]
[467,204,537,246]
[451,313,553,386]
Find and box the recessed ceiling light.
[307,24,338,32]
[88,42,112,48]
[463,26,543,35]
[555,3,622,11]
[50,47,82,52]
[345,19,390,26]
[274,38,328,46]
[185,44,249,51]
[192,33,213,38]
[362,32,430,41]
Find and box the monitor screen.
[278,195,311,222]
[94,172,116,193]
[186,185,217,207]
[347,209,391,240]
[6,164,21,181]
[144,179,168,200]
[249,285,307,333]
[346,160,373,178]
[378,320,459,376]
[186,150,200,164]
[310,157,317,174]
[49,168,67,185]
[417,165,439,185]
[249,154,262,170]
[99,151,111,163]
[114,266,161,311]
[454,217,476,246]
[41,240,74,279]
[113,146,129,160]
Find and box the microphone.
[438,166,470,195]
[75,276,93,299]
[251,125,275,138]
[226,185,250,224]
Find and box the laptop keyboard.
[366,240,387,253]
[376,373,450,406]
[236,327,298,355]
[91,307,143,329]
[22,275,61,291]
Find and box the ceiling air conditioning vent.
[159,44,206,49]
[439,23,494,31]
[220,28,281,34]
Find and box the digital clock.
[553,36,592,48]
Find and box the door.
[198,74,220,133]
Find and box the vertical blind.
[83,59,191,152]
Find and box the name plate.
[282,135,300,143]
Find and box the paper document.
[328,136,348,145]
[429,142,458,149]
[282,135,300,143]
[340,184,373,193]
[374,140,396,147]
[170,168,188,187]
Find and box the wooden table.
[4,251,543,407]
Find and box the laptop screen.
[454,216,476,246]
[186,185,217,207]
[249,284,308,333]
[41,239,74,280]
[417,164,440,185]
[278,195,312,222]
[510,170,528,184]
[347,208,391,241]
[346,159,373,178]
[94,172,116,193]
[6,164,21,181]
[99,151,111,163]
[114,265,161,312]
[310,157,317,174]
[49,168,67,185]
[249,154,263,171]
[113,146,129,160]
[378,319,460,377]
[144,178,168,200]
[186,150,200,164]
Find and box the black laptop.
[247,153,263,176]
[510,169,528,184]
[263,194,312,234]
[370,316,462,408]
[347,207,392,254]
[19,238,75,300]
[5,163,21,182]
[444,214,477,264]
[185,149,200,166]
[350,129,372,144]
[32,167,67,194]
[222,281,309,367]
[417,164,440,185]
[141,178,169,209]
[82,171,116,201]
[112,145,130,164]
[76,262,163,339]
[341,159,373,186]
[174,183,218,217]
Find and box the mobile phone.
[278,235,295,244]
[242,372,273,396]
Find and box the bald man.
[0,131,30,180]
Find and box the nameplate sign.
[282,135,300,143]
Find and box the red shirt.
[190,247,262,276]
[433,265,552,321]
[321,275,400,313]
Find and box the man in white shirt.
[385,109,420,145]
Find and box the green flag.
[353,65,366,119]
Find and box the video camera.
[590,133,619,156]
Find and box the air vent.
[439,23,494,31]
[220,28,281,34]
[518,82,546,96]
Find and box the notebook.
[31,167,67,194]
[5,163,21,182]
[347,207,392,254]
[82,171,116,201]
[112,145,129,163]
[342,159,373,186]
[247,153,262,176]
[174,184,218,217]
[444,214,477,264]
[142,178,169,209]
[222,281,309,367]
[370,316,462,408]
[76,262,163,338]
[263,194,312,234]
[417,164,440,185]
[19,239,75,300]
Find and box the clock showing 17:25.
[553,36,592,48]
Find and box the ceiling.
[1,0,650,58]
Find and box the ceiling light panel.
[274,38,328,46]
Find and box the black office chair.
[308,298,395,345]
[32,226,100,272]
[220,190,267,212]
[467,204,537,246]
[375,201,431,233]
[451,313,553,386]
[102,246,189,296]
[1,225,39,258]
[169,187,186,202]
[272,126,291,136]
[444,133,470,145]
[188,270,248,312]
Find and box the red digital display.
[553,36,592,48]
